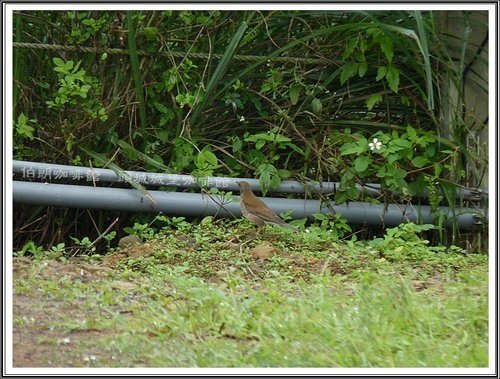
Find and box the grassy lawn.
[13,219,488,368]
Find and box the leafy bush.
[13,10,487,248]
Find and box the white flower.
[239,116,245,122]
[369,138,382,151]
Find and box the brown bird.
[237,181,299,232]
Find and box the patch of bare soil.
[13,258,121,367]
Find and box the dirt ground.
[13,258,101,366]
[11,242,447,368]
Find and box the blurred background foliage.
[13,10,488,250]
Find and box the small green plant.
[370,222,436,248]
[312,213,352,238]
[340,25,402,94]
[50,243,66,254]
[102,231,117,248]
[336,125,454,210]
[46,57,107,122]
[66,11,109,44]
[243,127,304,194]
[154,214,191,231]
[193,146,221,178]
[15,241,44,257]
[15,113,36,141]
[14,113,38,158]
[123,222,157,240]
[70,236,96,253]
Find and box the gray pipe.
[13,181,484,230]
[12,160,485,200]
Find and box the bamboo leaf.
[125,11,148,131]
[190,13,254,126]
[81,147,159,208]
[214,22,380,101]
[117,140,171,172]
[413,11,435,110]
[13,15,22,114]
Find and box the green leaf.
[289,84,301,105]
[285,143,305,156]
[196,148,218,171]
[366,93,383,110]
[440,181,457,209]
[278,169,292,179]
[413,11,434,110]
[117,140,170,171]
[376,66,387,81]
[143,27,158,40]
[273,133,291,144]
[311,98,323,115]
[406,125,417,140]
[270,175,281,190]
[386,65,400,93]
[411,156,429,168]
[53,66,70,74]
[232,137,243,153]
[354,156,371,173]
[358,62,368,77]
[426,143,436,158]
[313,213,328,221]
[340,62,359,85]
[15,113,35,140]
[17,112,27,125]
[390,138,412,150]
[380,36,394,62]
[359,36,368,53]
[434,164,442,177]
[342,36,358,60]
[53,57,65,67]
[334,191,349,204]
[340,142,365,156]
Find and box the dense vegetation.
[13,10,488,250]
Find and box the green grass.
[13,220,488,368]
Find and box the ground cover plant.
[13,219,488,368]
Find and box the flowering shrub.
[336,125,451,205]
